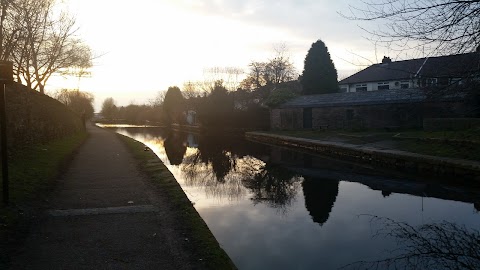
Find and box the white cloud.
[55,0,385,110]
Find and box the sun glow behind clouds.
[53,0,375,110]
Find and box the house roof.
[280,89,426,108]
[339,52,480,85]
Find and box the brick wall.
[313,104,424,129]
[272,101,470,130]
[423,101,468,118]
[271,108,303,130]
[3,84,84,151]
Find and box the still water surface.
[109,127,480,269]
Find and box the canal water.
[108,126,480,270]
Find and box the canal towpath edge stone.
[10,124,202,270]
[246,132,480,181]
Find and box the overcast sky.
[49,0,390,110]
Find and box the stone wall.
[3,84,84,151]
[423,101,467,118]
[246,132,480,181]
[272,103,424,130]
[313,103,424,129]
[271,108,303,130]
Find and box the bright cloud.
[51,0,384,110]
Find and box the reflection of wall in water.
[270,148,308,167]
[261,138,480,215]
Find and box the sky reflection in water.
[112,127,480,270]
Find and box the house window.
[421,78,438,87]
[400,81,410,89]
[427,78,437,86]
[355,84,367,92]
[378,82,390,90]
[340,86,348,92]
[451,78,463,85]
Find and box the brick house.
[271,52,479,130]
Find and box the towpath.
[10,124,201,269]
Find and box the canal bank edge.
[116,133,237,270]
[245,132,480,181]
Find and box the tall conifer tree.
[163,86,184,124]
[301,40,338,95]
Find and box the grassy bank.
[118,134,237,270]
[0,131,88,267]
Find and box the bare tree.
[3,0,92,93]
[202,66,244,92]
[54,88,94,118]
[100,97,117,120]
[148,90,166,107]
[0,0,20,61]
[182,81,202,99]
[343,215,480,270]
[345,0,480,54]
[268,43,298,85]
[240,61,266,90]
[241,43,298,90]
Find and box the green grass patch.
[0,131,88,267]
[395,140,480,161]
[397,128,480,141]
[2,132,88,204]
[118,134,237,270]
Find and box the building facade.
[339,53,480,93]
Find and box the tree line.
[99,40,339,128]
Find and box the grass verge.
[117,133,237,270]
[0,131,88,267]
[395,140,480,161]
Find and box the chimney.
[382,56,392,64]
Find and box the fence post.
[0,61,13,206]
[0,84,8,205]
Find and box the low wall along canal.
[246,132,480,181]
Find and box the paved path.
[10,124,196,270]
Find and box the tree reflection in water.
[177,134,302,209]
[302,177,339,226]
[344,216,480,270]
[181,151,248,201]
[197,136,236,182]
[163,131,187,165]
[243,163,302,210]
